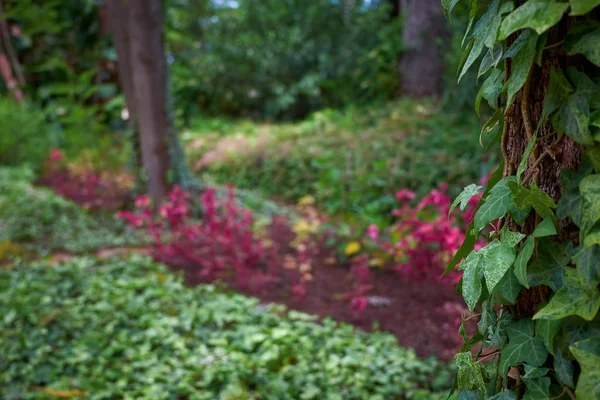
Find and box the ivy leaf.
[559,317,600,356]
[475,69,504,117]
[534,270,600,321]
[565,21,600,67]
[507,31,538,107]
[442,0,461,20]
[498,0,569,40]
[554,347,575,388]
[526,239,571,291]
[569,0,600,15]
[542,68,574,121]
[495,269,523,304]
[484,239,518,293]
[556,162,594,227]
[551,92,594,145]
[460,317,484,352]
[501,229,527,247]
[499,319,548,377]
[460,247,486,311]
[522,377,550,400]
[536,318,561,355]
[580,175,600,236]
[513,217,556,287]
[509,181,556,219]
[488,313,514,349]
[523,364,549,379]
[478,301,497,335]
[574,245,600,289]
[451,184,483,215]
[475,177,531,233]
[478,44,504,80]
[570,337,600,400]
[489,390,516,400]
[455,352,487,393]
[517,131,538,180]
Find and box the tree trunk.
[108,0,170,206]
[398,0,448,97]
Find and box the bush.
[0,98,56,171]
[0,255,453,399]
[188,100,497,223]
[0,166,137,254]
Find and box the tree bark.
[108,0,170,206]
[398,0,448,97]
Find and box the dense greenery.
[0,167,137,255]
[168,0,402,120]
[444,1,600,399]
[187,99,493,223]
[0,255,452,400]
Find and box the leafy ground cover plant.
[186,99,495,223]
[444,1,600,399]
[0,255,453,399]
[0,166,137,255]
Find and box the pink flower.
[395,189,416,202]
[135,195,151,208]
[50,148,64,161]
[367,224,379,240]
[349,297,368,314]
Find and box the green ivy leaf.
[523,364,550,379]
[586,146,600,174]
[565,21,600,67]
[478,44,504,80]
[535,317,561,355]
[478,301,497,335]
[495,269,523,304]
[514,217,557,287]
[455,352,487,393]
[442,0,461,20]
[489,390,516,400]
[475,177,531,233]
[551,92,594,145]
[522,376,550,400]
[570,337,600,400]
[499,319,548,377]
[534,270,600,321]
[509,181,556,219]
[526,239,570,291]
[507,31,538,107]
[498,0,569,40]
[569,0,600,16]
[574,245,600,289]
[451,184,484,215]
[461,317,484,352]
[554,347,575,388]
[484,239,519,293]
[460,247,486,311]
[556,162,594,227]
[476,69,504,117]
[542,68,575,121]
[488,313,514,349]
[580,175,600,236]
[501,229,527,247]
[517,131,538,180]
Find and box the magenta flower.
[367,224,379,239]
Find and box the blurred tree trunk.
[0,0,24,101]
[398,0,448,97]
[107,0,170,206]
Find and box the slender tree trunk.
[107,0,170,206]
[398,0,448,97]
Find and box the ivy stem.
[543,40,565,51]
[477,350,501,362]
[521,151,548,185]
[521,65,538,167]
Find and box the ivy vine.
[444,0,600,399]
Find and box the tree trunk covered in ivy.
[398,0,448,97]
[504,11,598,320]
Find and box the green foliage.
[445,0,600,398]
[0,167,137,254]
[0,255,453,399]
[0,98,55,171]
[187,100,493,223]
[167,0,402,120]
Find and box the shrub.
[0,255,453,399]
[0,166,137,254]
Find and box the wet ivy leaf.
[455,352,487,393]
[498,0,569,40]
[514,217,556,287]
[495,269,522,304]
[509,181,556,219]
[554,347,575,388]
[535,318,561,355]
[534,270,600,321]
[574,245,600,289]
[580,175,600,236]
[460,247,486,311]
[522,376,550,400]
[451,184,483,215]
[569,0,600,16]
[499,319,548,377]
[507,31,538,107]
[556,162,594,227]
[570,337,600,400]
[565,21,600,67]
[542,67,574,120]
